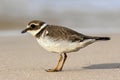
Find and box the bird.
[21,20,110,72]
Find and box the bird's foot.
[45,69,61,72]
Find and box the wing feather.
[46,25,86,42]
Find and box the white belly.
[37,36,95,53]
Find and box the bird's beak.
[21,28,29,33]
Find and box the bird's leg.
[46,54,63,72]
[59,53,67,71]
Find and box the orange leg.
[59,53,67,71]
[46,53,67,72]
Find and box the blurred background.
[0,1,120,79]
[0,0,120,35]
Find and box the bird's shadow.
[83,63,120,69]
[63,63,120,72]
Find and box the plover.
[21,20,110,72]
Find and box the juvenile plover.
[21,20,110,72]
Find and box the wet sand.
[0,33,120,80]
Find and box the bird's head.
[21,20,47,36]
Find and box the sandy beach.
[0,33,120,80]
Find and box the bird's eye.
[31,24,36,28]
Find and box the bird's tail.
[85,36,111,41]
[95,37,110,41]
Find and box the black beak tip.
[21,29,27,34]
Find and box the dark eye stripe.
[31,24,36,28]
